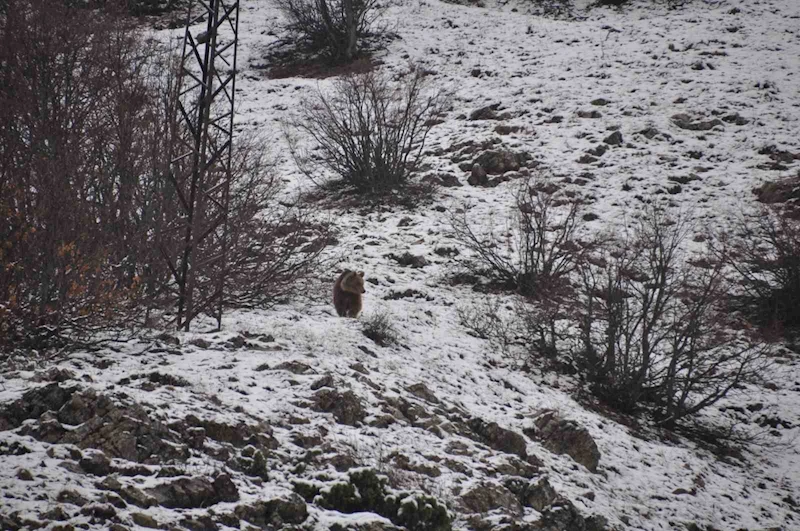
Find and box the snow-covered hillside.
[1,0,799,530]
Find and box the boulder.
[312,389,366,426]
[460,481,523,515]
[465,417,528,460]
[529,411,600,472]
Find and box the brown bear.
[333,270,365,317]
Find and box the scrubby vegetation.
[289,69,448,195]
[302,469,452,531]
[453,182,773,428]
[723,205,800,334]
[0,1,326,347]
[274,0,386,64]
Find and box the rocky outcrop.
[528,411,601,472]
[460,481,523,516]
[312,388,366,426]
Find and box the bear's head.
[342,270,366,294]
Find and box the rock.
[671,113,724,131]
[41,506,70,521]
[1,441,31,456]
[530,411,601,472]
[603,131,623,145]
[147,475,238,508]
[131,512,160,529]
[0,383,76,431]
[537,499,610,531]
[473,150,529,175]
[438,173,462,187]
[102,492,128,509]
[0,513,21,531]
[180,515,217,531]
[189,338,211,348]
[144,372,190,387]
[274,360,316,374]
[468,163,488,186]
[470,103,501,120]
[213,473,240,502]
[312,389,366,426]
[591,98,610,106]
[577,154,598,164]
[588,145,608,157]
[56,489,89,507]
[184,416,277,450]
[310,374,334,390]
[391,453,442,478]
[759,144,800,163]
[754,176,800,207]
[79,503,116,520]
[722,113,749,125]
[10,387,191,464]
[495,124,522,135]
[234,493,309,527]
[79,451,112,476]
[669,174,701,185]
[422,172,462,187]
[637,126,669,140]
[522,477,559,511]
[460,481,522,515]
[16,468,33,481]
[185,426,206,449]
[387,252,429,268]
[97,476,156,508]
[406,383,440,404]
[577,110,602,118]
[465,418,528,460]
[32,367,76,383]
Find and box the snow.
[2,0,800,529]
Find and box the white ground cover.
[2,0,799,529]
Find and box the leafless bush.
[721,206,800,332]
[573,209,770,427]
[459,206,772,426]
[290,69,448,195]
[362,310,398,346]
[450,177,588,298]
[274,0,385,64]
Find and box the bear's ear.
[357,271,364,277]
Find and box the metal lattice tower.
[165,0,240,331]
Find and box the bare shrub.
[721,206,800,332]
[573,209,770,427]
[290,69,448,195]
[362,310,398,346]
[450,177,588,298]
[274,0,385,64]
[460,207,772,427]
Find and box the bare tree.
[574,209,770,426]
